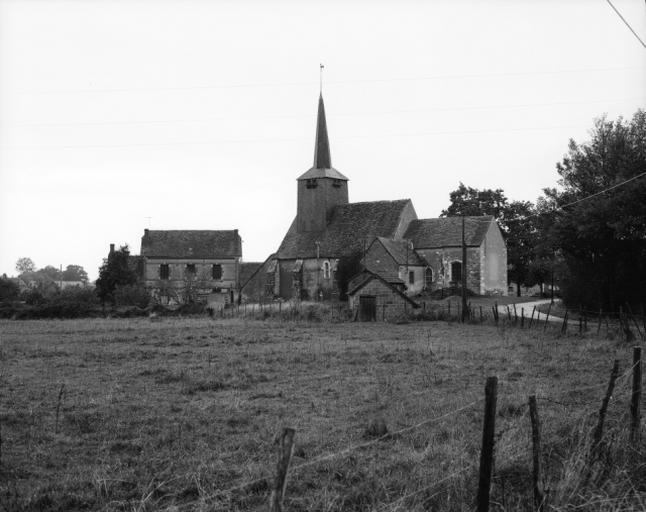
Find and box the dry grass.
[0,315,644,511]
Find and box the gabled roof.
[347,269,419,307]
[276,199,413,259]
[404,216,495,248]
[375,237,427,266]
[141,230,242,259]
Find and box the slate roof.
[239,262,263,287]
[404,216,495,248]
[376,237,427,266]
[297,94,348,181]
[276,199,413,259]
[141,230,242,259]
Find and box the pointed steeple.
[313,94,332,169]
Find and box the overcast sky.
[1,0,644,280]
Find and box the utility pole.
[461,216,468,322]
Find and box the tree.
[335,250,364,301]
[542,110,646,311]
[441,183,508,220]
[38,265,62,281]
[0,277,20,301]
[15,257,36,274]
[62,264,88,283]
[95,245,138,304]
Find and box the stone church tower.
[296,94,349,232]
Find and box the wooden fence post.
[528,396,545,512]
[592,359,620,454]
[631,346,642,443]
[513,304,518,325]
[529,306,536,328]
[269,427,296,512]
[506,305,512,323]
[477,376,498,512]
[543,303,551,331]
[520,307,525,328]
[560,311,568,335]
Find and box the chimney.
[109,243,115,255]
[144,228,149,235]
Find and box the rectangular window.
[212,264,222,280]
[186,264,196,275]
[160,264,170,280]
[409,271,415,284]
[306,179,318,189]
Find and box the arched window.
[323,260,331,279]
[450,261,462,284]
[425,267,433,289]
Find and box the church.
[242,94,508,301]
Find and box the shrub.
[113,284,151,308]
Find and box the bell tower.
[296,94,349,233]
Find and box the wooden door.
[359,295,377,321]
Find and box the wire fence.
[165,351,642,512]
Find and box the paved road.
[495,299,572,325]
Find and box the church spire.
[313,93,332,169]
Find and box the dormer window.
[332,179,342,188]
[306,179,318,189]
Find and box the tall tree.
[441,183,508,220]
[96,245,138,304]
[15,257,36,274]
[542,110,646,311]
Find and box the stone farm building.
[139,229,242,305]
[242,93,507,302]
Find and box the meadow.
[1,313,644,511]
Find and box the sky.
[1,0,645,281]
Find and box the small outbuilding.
[347,269,419,321]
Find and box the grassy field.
[1,314,644,511]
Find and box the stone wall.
[143,257,238,304]
[415,247,481,293]
[482,222,508,295]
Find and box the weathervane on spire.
[320,63,324,94]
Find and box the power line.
[12,96,642,129]
[18,65,643,95]
[554,171,646,210]
[605,0,646,49]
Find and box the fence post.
[529,306,536,328]
[592,359,620,454]
[631,346,642,443]
[513,304,518,325]
[543,303,551,331]
[520,307,525,328]
[560,311,568,335]
[448,301,451,318]
[269,427,295,512]
[506,305,512,323]
[528,396,545,512]
[477,376,498,512]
